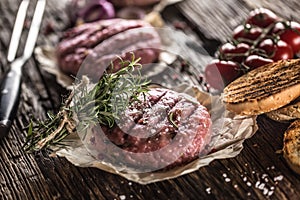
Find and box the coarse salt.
[273,175,283,182]
[206,187,211,194]
[261,174,268,179]
[258,183,265,190]
[255,181,260,188]
[225,178,231,182]
[268,191,274,196]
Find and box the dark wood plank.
[177,0,252,42]
[0,0,300,199]
[175,0,300,199]
[177,0,300,41]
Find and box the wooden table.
[1,0,300,199]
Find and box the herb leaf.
[24,53,150,152]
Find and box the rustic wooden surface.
[0,0,300,199]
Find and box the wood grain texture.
[0,0,300,199]
[177,0,251,41]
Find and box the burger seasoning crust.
[57,18,161,77]
[86,88,212,171]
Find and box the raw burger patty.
[109,0,161,7]
[57,18,161,78]
[87,88,212,171]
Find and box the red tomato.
[271,22,286,34]
[233,24,263,43]
[244,55,273,70]
[258,39,293,61]
[276,21,300,54]
[204,60,241,90]
[219,42,250,62]
[246,8,279,28]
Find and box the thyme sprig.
[24,54,150,152]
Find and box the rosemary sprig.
[24,53,150,152]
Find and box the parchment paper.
[34,15,257,184]
[50,84,257,184]
[34,43,258,185]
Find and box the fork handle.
[0,59,23,139]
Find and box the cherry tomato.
[204,60,241,90]
[219,42,250,62]
[244,55,273,70]
[246,8,279,28]
[275,21,300,54]
[233,24,262,43]
[258,39,293,61]
[271,22,286,34]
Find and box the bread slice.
[223,59,300,116]
[283,119,300,174]
[266,99,300,122]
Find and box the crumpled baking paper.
[47,82,257,184]
[34,24,257,184]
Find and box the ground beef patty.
[109,0,161,7]
[57,18,160,79]
[86,88,212,172]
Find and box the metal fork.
[0,0,46,138]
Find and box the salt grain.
[264,178,269,183]
[261,174,268,179]
[243,177,247,182]
[255,181,260,188]
[247,192,251,196]
[258,183,265,190]
[268,191,274,196]
[225,178,231,182]
[128,182,132,186]
[206,187,211,194]
[246,182,252,187]
[222,173,227,178]
[119,195,126,200]
[273,175,283,182]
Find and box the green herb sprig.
[24,54,150,152]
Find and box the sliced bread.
[223,59,300,116]
[283,119,300,174]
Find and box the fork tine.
[7,0,30,62]
[0,0,46,138]
[23,0,46,60]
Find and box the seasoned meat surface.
[87,88,212,172]
[109,0,161,7]
[57,18,161,78]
